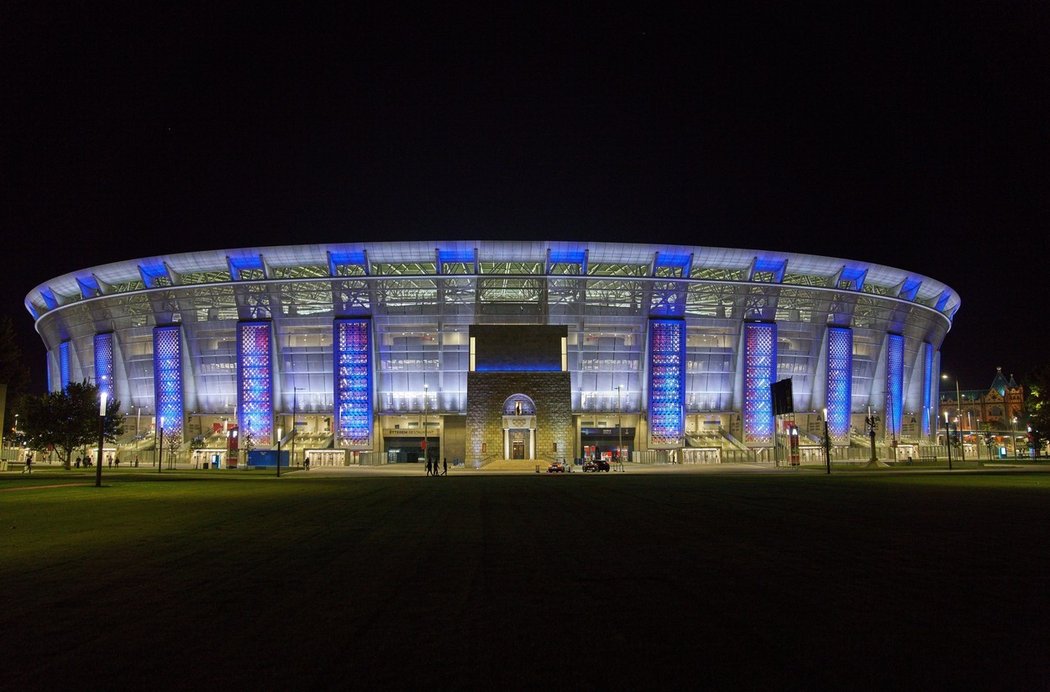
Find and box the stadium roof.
[26,241,960,321]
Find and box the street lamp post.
[422,383,429,467]
[276,426,283,477]
[1012,416,1018,460]
[157,416,164,474]
[865,406,878,463]
[887,387,898,464]
[944,412,952,471]
[942,374,966,462]
[617,384,624,471]
[292,387,303,468]
[95,391,108,488]
[823,407,831,475]
[928,406,935,446]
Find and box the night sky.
[4,4,1048,392]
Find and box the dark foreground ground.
[2,469,1048,690]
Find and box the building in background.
[938,367,1025,432]
[25,241,958,466]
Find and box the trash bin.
[535,464,541,473]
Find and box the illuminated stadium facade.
[26,242,959,466]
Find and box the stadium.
[25,241,959,468]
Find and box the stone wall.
[466,372,572,464]
[441,414,466,465]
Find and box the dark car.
[583,458,610,472]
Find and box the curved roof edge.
[25,240,961,321]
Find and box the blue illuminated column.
[94,332,114,401]
[334,318,373,448]
[153,325,184,439]
[743,322,777,443]
[921,342,934,437]
[59,341,71,391]
[885,333,904,440]
[238,322,274,446]
[647,319,685,447]
[825,326,852,440]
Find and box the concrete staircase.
[482,458,559,472]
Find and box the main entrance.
[502,394,537,460]
[465,326,573,467]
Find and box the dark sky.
[4,4,1048,392]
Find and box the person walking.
[442,457,448,476]
[424,457,431,476]
[22,452,33,474]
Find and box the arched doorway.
[502,394,537,460]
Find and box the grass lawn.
[2,469,1048,689]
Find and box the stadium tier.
[26,241,958,466]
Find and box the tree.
[240,430,256,459]
[0,314,32,432]
[21,381,124,469]
[163,428,182,469]
[1024,366,1050,455]
[189,434,206,468]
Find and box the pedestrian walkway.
[301,462,821,477]
[0,483,91,492]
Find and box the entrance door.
[511,440,525,459]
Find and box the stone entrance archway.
[502,394,536,460]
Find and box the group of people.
[71,454,140,468]
[424,457,447,476]
[75,454,122,467]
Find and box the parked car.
[583,458,610,472]
[547,461,566,473]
